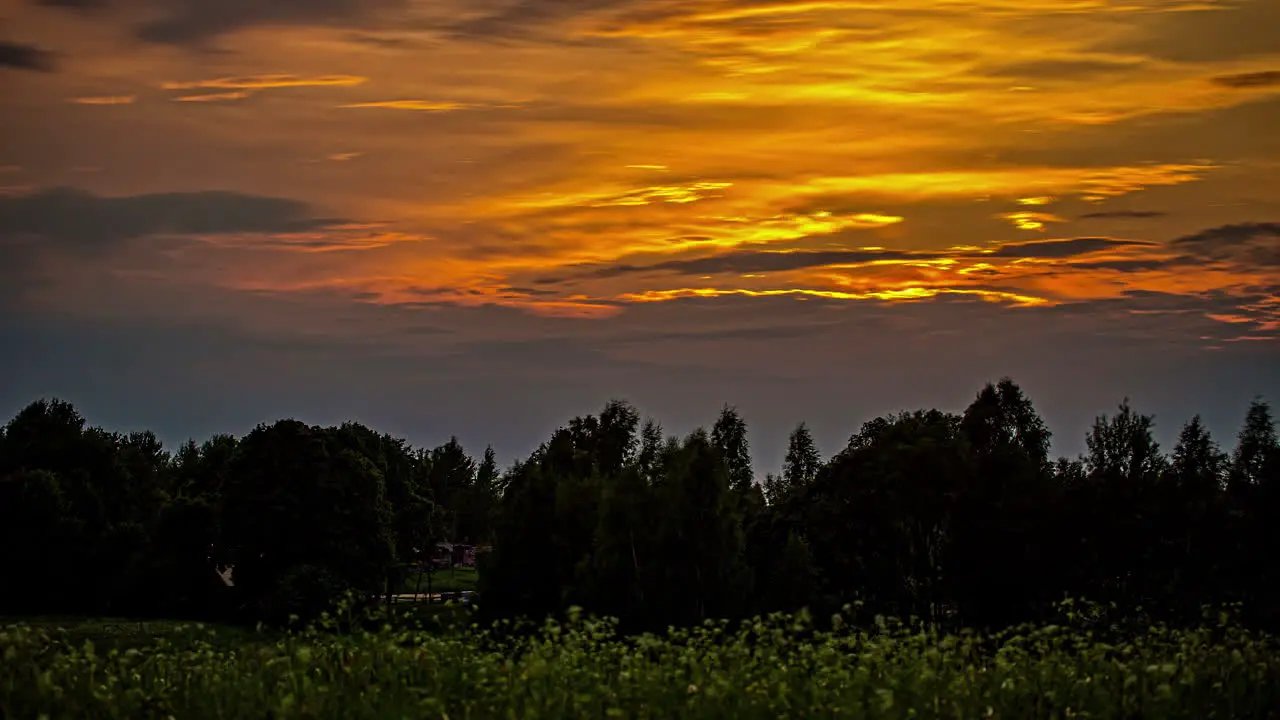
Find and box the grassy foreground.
[3,607,1280,719]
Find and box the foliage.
[2,380,1279,635]
[4,604,1280,719]
[0,402,497,625]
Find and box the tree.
[0,469,74,613]
[477,445,499,498]
[773,531,818,611]
[806,410,970,623]
[637,419,664,485]
[1159,415,1230,617]
[961,378,1051,472]
[762,472,783,506]
[951,379,1055,626]
[588,465,655,627]
[778,422,821,503]
[0,399,156,615]
[1172,415,1228,493]
[219,421,396,622]
[1085,398,1167,484]
[712,405,754,494]
[1224,399,1280,627]
[651,429,751,624]
[597,399,641,479]
[1229,398,1278,489]
[8,384,1280,632]
[1079,399,1169,607]
[480,453,562,619]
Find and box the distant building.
[431,542,488,568]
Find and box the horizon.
[2,0,1277,473]
[1,378,1271,478]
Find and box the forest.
[1,378,1277,633]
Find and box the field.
[4,607,1280,719]
[402,565,479,594]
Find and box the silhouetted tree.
[6,384,1280,633]
[711,405,754,494]
[773,422,821,505]
[1230,399,1278,489]
[950,379,1054,626]
[220,421,396,622]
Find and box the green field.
[4,607,1280,719]
[402,565,479,594]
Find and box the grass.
[401,565,478,594]
[0,615,276,651]
[4,604,1280,719]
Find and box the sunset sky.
[2,0,1278,470]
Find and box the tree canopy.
[2,379,1278,632]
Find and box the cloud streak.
[0,187,343,252]
[1079,210,1169,220]
[0,41,56,72]
[339,100,476,112]
[171,91,249,102]
[69,95,137,105]
[132,0,408,45]
[1211,71,1280,89]
[161,75,367,90]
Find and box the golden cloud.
[172,91,249,102]
[999,211,1067,231]
[69,96,136,105]
[338,100,473,112]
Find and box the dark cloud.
[1112,288,1243,314]
[0,188,348,306]
[578,249,921,280]
[1211,70,1280,89]
[342,32,422,50]
[1064,259,1173,273]
[989,58,1142,80]
[447,0,620,40]
[1172,222,1280,248]
[137,0,404,44]
[0,41,56,72]
[0,186,350,309]
[541,236,1159,283]
[502,286,561,297]
[1078,210,1169,220]
[1097,0,1280,64]
[36,0,107,10]
[74,0,410,45]
[986,237,1154,259]
[0,186,342,253]
[1170,222,1280,266]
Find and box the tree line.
[0,406,499,622]
[2,379,1278,632]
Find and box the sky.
[1,0,1278,473]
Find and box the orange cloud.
[172,91,249,102]
[339,100,473,112]
[161,75,366,90]
[199,230,423,254]
[616,286,1051,307]
[16,0,1279,346]
[69,96,136,105]
[799,164,1214,202]
[999,211,1067,231]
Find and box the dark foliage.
[2,382,1278,632]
